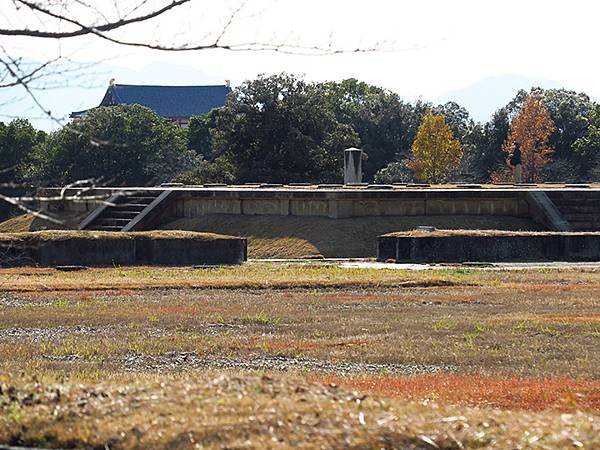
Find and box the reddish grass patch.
[507,283,600,292]
[18,289,136,300]
[537,313,600,324]
[318,373,600,412]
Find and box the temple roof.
[71,84,231,119]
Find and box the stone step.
[78,189,170,231]
[118,196,157,204]
[112,203,150,209]
[95,218,131,226]
[108,211,140,219]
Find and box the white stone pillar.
[344,148,363,184]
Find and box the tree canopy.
[23,105,196,186]
[4,74,600,190]
[499,94,556,183]
[321,79,428,180]
[574,103,600,174]
[212,74,359,183]
[409,113,463,183]
[0,118,45,184]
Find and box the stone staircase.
[546,191,600,231]
[79,189,173,231]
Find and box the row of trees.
[2,74,600,191]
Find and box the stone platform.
[39,184,600,232]
[377,230,600,263]
[0,231,247,267]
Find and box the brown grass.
[161,214,540,258]
[384,229,600,237]
[2,373,599,449]
[0,214,35,233]
[319,373,600,412]
[537,313,600,324]
[0,212,87,233]
[1,267,599,380]
[3,262,599,293]
[1,264,599,448]
[0,229,238,242]
[0,264,468,292]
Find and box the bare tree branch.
[1,0,191,38]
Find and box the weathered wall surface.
[38,186,600,229]
[170,189,531,219]
[0,231,247,267]
[378,232,600,263]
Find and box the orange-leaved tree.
[409,113,463,183]
[495,94,556,183]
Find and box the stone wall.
[170,188,531,219]
[378,231,600,263]
[38,186,599,226]
[0,231,247,267]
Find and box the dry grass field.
[1,262,599,448]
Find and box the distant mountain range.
[435,74,567,123]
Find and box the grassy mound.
[0,230,246,267]
[384,229,600,237]
[0,229,237,242]
[161,214,541,258]
[0,212,87,233]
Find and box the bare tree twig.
[1,0,191,38]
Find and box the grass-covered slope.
[161,214,541,258]
[0,212,86,233]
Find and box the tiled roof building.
[70,83,231,125]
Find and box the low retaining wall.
[377,230,600,263]
[0,231,247,267]
[39,186,536,219]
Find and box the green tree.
[175,156,237,185]
[474,108,511,181]
[533,88,592,161]
[432,102,473,142]
[322,79,429,181]
[0,118,45,183]
[0,118,46,219]
[471,88,592,183]
[24,105,197,186]
[410,113,463,183]
[187,109,221,159]
[573,103,600,174]
[373,160,414,183]
[213,74,359,183]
